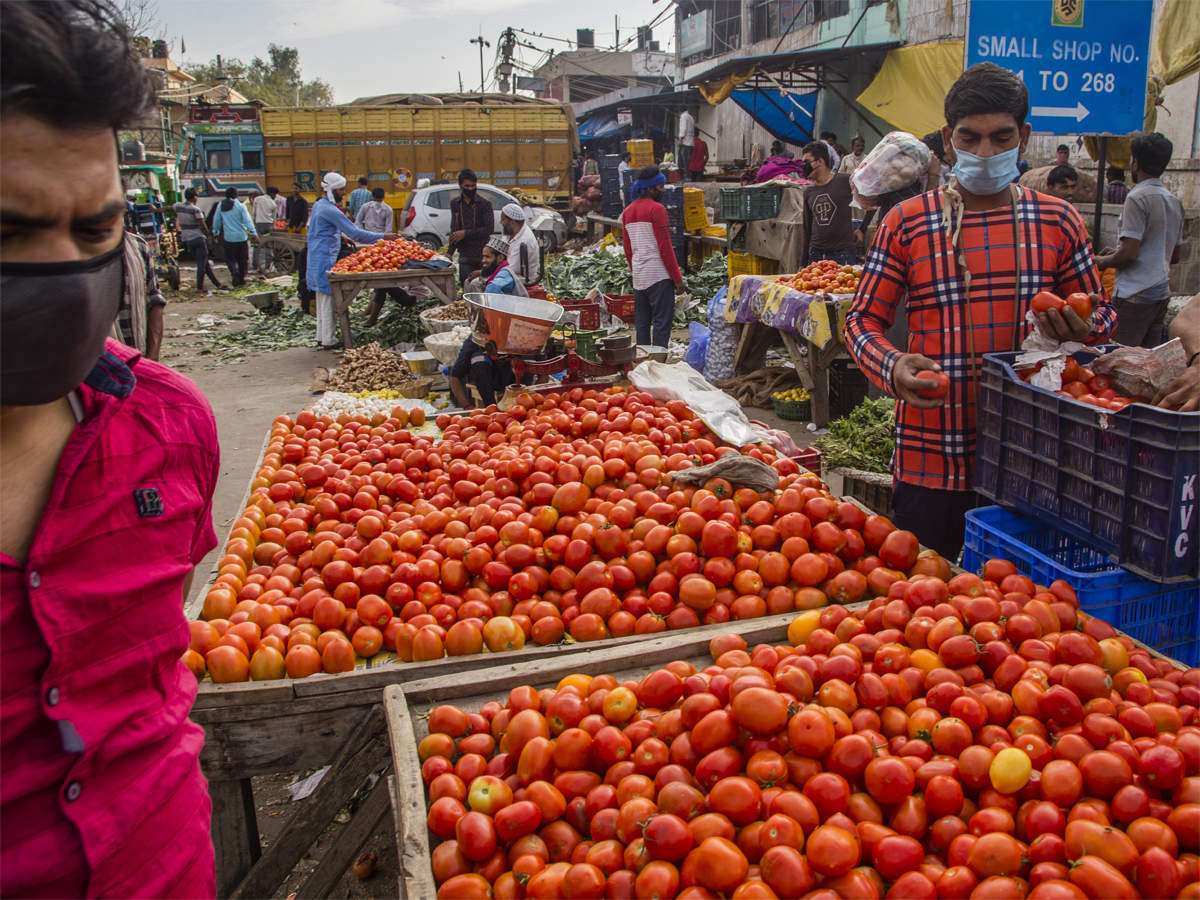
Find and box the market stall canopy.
[687,43,900,106]
[855,41,963,138]
[577,113,628,140]
[730,88,818,145]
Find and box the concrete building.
[675,0,1198,171]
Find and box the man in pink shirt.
[621,167,685,348]
[1,3,219,897]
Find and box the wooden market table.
[326,267,457,348]
[724,274,856,428]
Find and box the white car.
[400,183,567,253]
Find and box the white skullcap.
[321,171,347,202]
[486,235,510,255]
[501,203,526,222]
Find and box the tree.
[184,44,335,107]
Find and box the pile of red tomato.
[1018,357,1144,413]
[192,387,922,683]
[331,237,434,273]
[419,574,1200,900]
[781,260,860,295]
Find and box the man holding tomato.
[0,2,219,897]
[845,63,1115,559]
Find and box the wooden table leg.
[337,296,355,349]
[805,342,846,429]
[210,778,260,897]
[779,331,814,391]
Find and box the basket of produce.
[464,292,564,355]
[719,183,781,221]
[977,345,1200,582]
[772,387,811,420]
[420,300,471,334]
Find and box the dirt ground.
[167,266,816,898]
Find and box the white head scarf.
[501,203,526,222]
[321,171,347,203]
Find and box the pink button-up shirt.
[1,340,220,899]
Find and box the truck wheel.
[415,233,442,252]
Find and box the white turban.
[321,171,347,203]
[501,203,526,222]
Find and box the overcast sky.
[159,0,673,101]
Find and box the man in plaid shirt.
[845,64,1116,559]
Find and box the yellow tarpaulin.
[698,68,755,106]
[855,41,964,138]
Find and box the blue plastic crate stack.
[970,347,1200,665]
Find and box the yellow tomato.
[990,747,1032,794]
[1098,638,1129,674]
[788,610,823,646]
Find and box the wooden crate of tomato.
[384,582,1195,900]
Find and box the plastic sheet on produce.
[630,361,771,448]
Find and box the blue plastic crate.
[962,506,1199,666]
[976,347,1200,583]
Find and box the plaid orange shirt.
[844,187,1114,492]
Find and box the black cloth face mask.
[1,242,125,405]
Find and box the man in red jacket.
[621,167,685,348]
[689,137,709,181]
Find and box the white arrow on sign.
[1031,102,1091,122]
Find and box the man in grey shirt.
[354,187,394,233]
[174,188,225,293]
[1097,132,1184,347]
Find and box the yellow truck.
[261,95,578,211]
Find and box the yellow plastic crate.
[683,187,707,232]
[627,139,654,167]
[728,251,778,278]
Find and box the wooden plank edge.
[186,429,272,621]
[383,685,439,900]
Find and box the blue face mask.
[952,145,1020,195]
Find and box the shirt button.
[28,571,41,589]
[65,781,82,802]
[46,687,60,706]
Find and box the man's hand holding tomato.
[1031,291,1099,343]
[893,354,949,408]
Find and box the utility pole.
[614,15,619,49]
[458,71,464,92]
[497,27,517,94]
[469,33,490,94]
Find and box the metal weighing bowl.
[464,292,565,355]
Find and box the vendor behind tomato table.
[0,2,222,896]
[844,62,1115,561]
[450,237,532,408]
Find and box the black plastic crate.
[599,154,622,172]
[719,185,781,221]
[976,347,1200,583]
[601,197,623,218]
[661,186,684,209]
[829,359,870,419]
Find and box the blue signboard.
[965,0,1153,135]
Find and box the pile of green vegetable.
[675,253,728,327]
[814,397,896,474]
[202,289,436,365]
[545,248,632,298]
